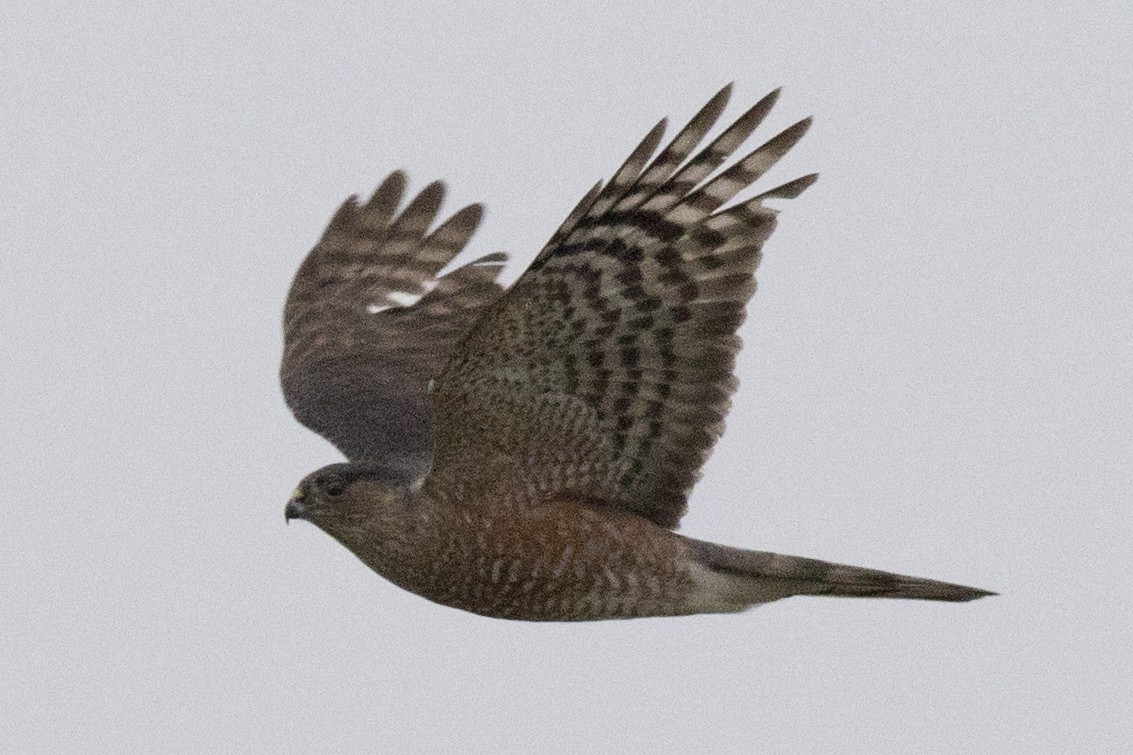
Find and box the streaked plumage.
[282,85,994,620]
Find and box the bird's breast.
[371,494,699,621]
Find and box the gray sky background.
[3,2,1131,752]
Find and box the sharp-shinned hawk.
[281,85,994,620]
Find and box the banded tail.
[684,537,995,611]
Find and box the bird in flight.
[281,84,993,620]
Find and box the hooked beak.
[285,488,307,524]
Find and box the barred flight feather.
[431,85,817,528]
[282,173,506,480]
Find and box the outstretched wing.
[282,172,507,482]
[428,85,816,528]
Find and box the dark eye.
[321,475,346,497]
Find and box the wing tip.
[756,172,819,202]
[443,201,485,229]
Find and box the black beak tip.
[285,493,306,524]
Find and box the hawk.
[281,85,993,620]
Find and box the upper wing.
[281,172,506,482]
[427,85,816,528]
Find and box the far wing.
[428,85,815,527]
[282,172,506,482]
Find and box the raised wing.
[282,172,506,482]
[428,85,816,527]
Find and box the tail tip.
[952,585,998,602]
[908,581,997,602]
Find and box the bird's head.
[285,462,412,539]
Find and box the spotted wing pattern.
[428,85,816,528]
[282,172,506,482]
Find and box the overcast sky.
[3,2,1131,752]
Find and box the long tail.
[683,537,995,609]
